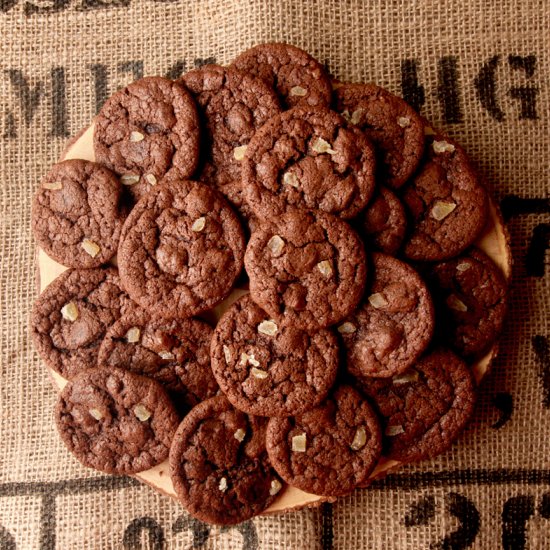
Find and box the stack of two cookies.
[30,43,508,526]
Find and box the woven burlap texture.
[0,0,548,548]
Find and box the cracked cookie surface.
[356,348,476,462]
[94,76,200,201]
[245,208,367,331]
[210,295,339,417]
[56,367,179,474]
[231,42,332,109]
[242,106,376,220]
[32,267,134,379]
[98,307,218,407]
[118,178,245,319]
[334,83,425,189]
[357,185,407,255]
[32,159,124,268]
[421,247,508,358]
[169,396,280,525]
[339,253,434,378]
[266,385,382,496]
[181,65,281,217]
[402,132,487,261]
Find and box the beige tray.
[37,122,512,514]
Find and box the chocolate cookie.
[118,178,245,319]
[266,385,381,496]
[210,295,339,417]
[358,185,407,255]
[334,83,425,189]
[180,65,281,214]
[422,247,508,358]
[402,132,487,261]
[231,42,332,109]
[169,396,281,525]
[356,348,476,462]
[245,209,367,331]
[56,367,179,474]
[94,77,200,201]
[242,106,376,220]
[31,268,133,379]
[98,308,218,407]
[32,160,124,268]
[339,253,434,378]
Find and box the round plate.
[37,122,512,514]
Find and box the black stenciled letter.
[79,0,129,11]
[433,493,480,550]
[118,61,144,82]
[403,495,436,527]
[24,0,69,16]
[172,515,210,548]
[508,55,539,120]
[437,56,463,124]
[3,69,46,138]
[90,64,109,114]
[122,517,165,550]
[474,55,505,121]
[0,0,18,13]
[0,525,16,550]
[491,392,514,429]
[502,495,535,550]
[165,60,187,80]
[220,521,259,550]
[532,335,550,408]
[400,59,425,113]
[51,67,69,137]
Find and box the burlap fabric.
[1,1,548,548]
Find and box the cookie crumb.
[432,140,456,154]
[218,477,228,492]
[145,174,157,185]
[283,172,299,188]
[234,428,246,442]
[350,426,367,450]
[368,292,388,309]
[270,479,283,496]
[456,262,471,272]
[350,108,363,125]
[392,370,419,385]
[120,174,140,186]
[89,408,103,420]
[431,201,457,221]
[251,367,269,379]
[233,145,248,161]
[130,131,145,142]
[191,217,206,232]
[312,137,336,155]
[446,294,468,312]
[223,345,232,364]
[290,86,307,97]
[267,235,285,256]
[133,404,151,422]
[291,433,307,452]
[125,327,141,343]
[258,320,278,336]
[385,425,405,436]
[81,239,101,258]
[397,116,411,128]
[317,260,333,277]
[61,301,79,322]
[337,322,357,334]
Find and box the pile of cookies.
[31,43,508,526]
